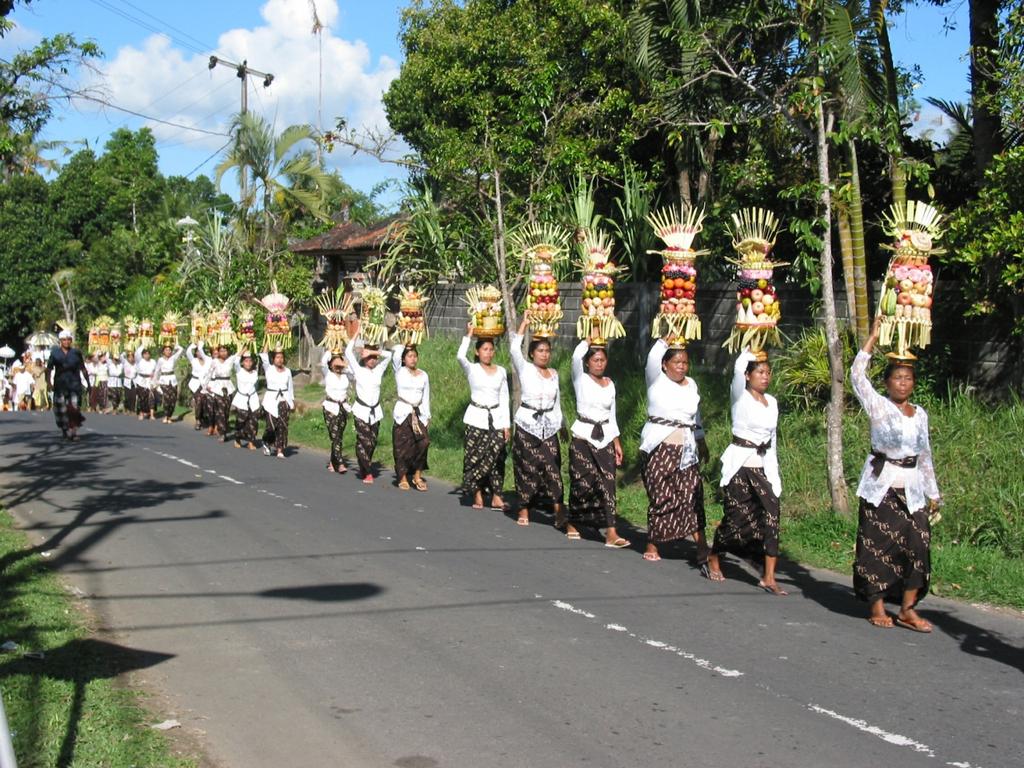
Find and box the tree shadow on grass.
[0,638,175,768]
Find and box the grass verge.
[287,336,1023,611]
[0,508,197,767]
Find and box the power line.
[70,92,230,136]
[109,0,218,56]
[83,0,211,56]
[183,139,232,179]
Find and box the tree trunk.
[970,0,1003,179]
[846,140,871,346]
[837,204,857,325]
[816,99,850,517]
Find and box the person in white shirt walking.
[105,351,124,413]
[706,350,785,593]
[185,342,214,432]
[639,338,710,565]
[509,314,564,527]
[851,317,941,632]
[12,358,35,411]
[204,344,237,439]
[259,348,294,458]
[457,325,510,510]
[121,350,139,415]
[134,347,157,420]
[565,337,629,548]
[391,343,431,491]
[154,344,184,423]
[231,351,261,449]
[320,349,353,473]
[345,323,393,484]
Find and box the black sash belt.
[869,451,918,478]
[648,416,694,430]
[523,402,554,422]
[471,399,499,430]
[732,436,772,456]
[577,414,608,442]
[356,396,381,420]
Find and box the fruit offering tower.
[109,324,122,357]
[576,230,625,346]
[647,205,706,345]
[315,285,354,354]
[724,208,787,355]
[190,310,208,346]
[393,286,429,345]
[87,321,101,355]
[512,223,570,339]
[258,284,292,351]
[122,316,139,352]
[91,316,114,354]
[209,308,234,348]
[235,308,257,353]
[465,285,505,338]
[876,201,943,359]
[358,285,390,346]
[137,318,155,351]
[158,312,181,348]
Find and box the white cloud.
[82,0,400,170]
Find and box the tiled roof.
[289,215,405,254]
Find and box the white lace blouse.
[106,359,124,388]
[155,346,183,386]
[391,344,431,426]
[570,340,619,449]
[639,339,705,468]
[135,356,157,388]
[457,335,510,431]
[851,351,940,512]
[231,359,261,412]
[320,350,352,415]
[186,344,214,393]
[206,353,238,396]
[344,338,392,425]
[259,351,294,412]
[509,331,562,440]
[719,351,781,496]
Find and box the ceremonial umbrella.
[26,331,57,347]
[0,345,15,359]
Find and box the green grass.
[0,509,197,767]
[286,336,1024,610]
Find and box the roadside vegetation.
[0,509,197,767]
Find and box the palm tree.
[215,112,337,273]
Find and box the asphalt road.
[1,411,1021,768]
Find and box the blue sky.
[2,0,971,207]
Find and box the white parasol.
[0,345,15,359]
[26,331,58,347]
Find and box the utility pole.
[208,56,274,204]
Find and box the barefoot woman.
[509,314,564,527]
[639,338,710,564]
[565,337,629,548]
[457,324,510,510]
[852,317,940,631]
[706,350,785,593]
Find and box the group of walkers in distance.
[35,309,941,633]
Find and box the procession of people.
[9,202,943,632]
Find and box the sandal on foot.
[642,551,661,562]
[414,479,428,492]
[566,531,581,540]
[757,580,787,595]
[896,616,932,633]
[362,476,374,485]
[702,566,726,582]
[868,615,894,629]
[604,538,630,549]
[398,479,411,490]
[516,517,530,527]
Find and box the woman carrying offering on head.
[639,338,710,565]
[259,348,294,459]
[852,317,940,632]
[231,351,261,450]
[706,350,785,593]
[206,344,238,441]
[509,313,564,527]
[134,347,157,420]
[565,336,628,548]
[186,342,214,432]
[390,343,431,491]
[345,321,393,484]
[321,349,353,474]
[457,323,511,510]
[154,343,184,423]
